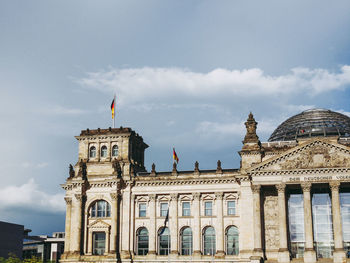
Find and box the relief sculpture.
[264,196,279,250]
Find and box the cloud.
[21,162,49,169]
[0,179,65,214]
[78,66,350,106]
[41,105,89,115]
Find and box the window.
[139,203,146,217]
[288,193,305,258]
[101,146,107,157]
[112,145,118,157]
[91,200,111,218]
[158,227,170,255]
[181,227,192,255]
[160,203,168,217]
[136,227,149,255]
[89,146,96,158]
[93,232,106,255]
[182,202,191,216]
[203,226,216,256]
[341,192,350,257]
[226,226,239,255]
[204,201,212,216]
[227,201,236,215]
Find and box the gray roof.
[268,109,350,142]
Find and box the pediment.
[88,219,110,229]
[250,139,350,172]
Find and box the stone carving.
[193,192,201,200]
[78,160,87,179]
[194,161,199,172]
[64,197,72,205]
[276,183,286,193]
[110,193,118,200]
[68,164,75,179]
[151,163,156,173]
[243,112,259,144]
[215,192,223,200]
[148,194,156,201]
[216,160,222,173]
[280,143,350,170]
[329,181,340,191]
[301,182,312,192]
[251,185,261,193]
[264,196,280,249]
[75,194,83,201]
[170,193,178,201]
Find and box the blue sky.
[1,0,350,235]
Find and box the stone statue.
[68,164,75,178]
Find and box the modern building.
[23,232,65,262]
[60,108,350,263]
[0,221,25,259]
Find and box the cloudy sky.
[1,0,350,235]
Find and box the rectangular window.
[182,202,191,216]
[160,203,169,217]
[93,232,106,255]
[204,201,212,216]
[227,201,236,215]
[139,203,146,217]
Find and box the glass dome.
[268,109,350,142]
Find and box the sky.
[1,0,350,235]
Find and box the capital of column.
[74,194,83,202]
[215,192,224,200]
[110,193,119,200]
[276,183,286,193]
[193,192,201,200]
[329,181,340,192]
[251,185,261,193]
[170,193,178,201]
[148,194,156,201]
[301,182,312,192]
[64,197,72,205]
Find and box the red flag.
[173,148,179,163]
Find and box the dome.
[268,108,350,142]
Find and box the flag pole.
[113,94,116,128]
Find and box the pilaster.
[192,192,201,258]
[147,194,156,258]
[276,184,290,263]
[251,185,263,258]
[215,192,225,258]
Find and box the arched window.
[90,200,111,218]
[112,145,118,157]
[158,227,170,255]
[226,226,239,255]
[203,226,216,256]
[101,146,107,157]
[136,227,149,255]
[180,227,192,255]
[89,146,96,158]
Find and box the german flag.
[173,148,179,163]
[111,97,115,119]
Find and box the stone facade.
[60,112,350,263]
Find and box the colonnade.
[252,181,346,263]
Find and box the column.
[71,194,83,255]
[110,193,119,253]
[301,182,316,263]
[215,192,225,258]
[147,194,156,257]
[251,185,263,257]
[87,231,93,254]
[120,185,131,259]
[276,184,290,263]
[330,181,346,263]
[193,193,201,257]
[129,195,135,257]
[170,193,179,256]
[63,197,72,254]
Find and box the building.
[23,232,65,262]
[0,221,25,259]
[60,108,350,263]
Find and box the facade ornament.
[112,158,121,177]
[64,197,72,205]
[216,160,222,173]
[215,192,224,200]
[301,182,312,192]
[74,194,83,202]
[110,193,118,200]
[68,164,75,179]
[172,162,178,176]
[276,183,286,193]
[170,193,178,201]
[193,192,201,200]
[194,161,199,172]
[148,194,156,201]
[78,159,87,179]
[251,184,261,193]
[243,112,259,144]
[329,181,340,192]
[151,163,156,176]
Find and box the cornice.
[134,178,237,187]
[251,167,350,177]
